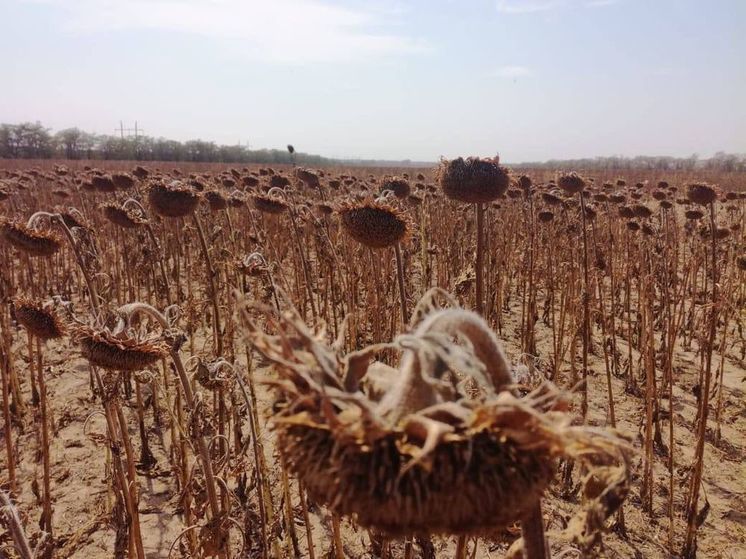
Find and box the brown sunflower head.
[228,192,246,208]
[438,157,510,204]
[132,166,149,180]
[1,219,62,257]
[517,174,532,192]
[13,298,65,340]
[593,193,608,203]
[147,181,200,218]
[111,172,136,190]
[382,176,411,199]
[269,175,291,189]
[193,359,235,390]
[558,172,586,195]
[240,292,629,538]
[102,203,146,229]
[91,175,116,193]
[687,183,717,206]
[204,190,228,211]
[632,204,653,219]
[609,192,626,204]
[316,202,334,216]
[57,209,89,230]
[295,168,320,188]
[242,175,260,189]
[541,191,563,206]
[72,326,168,372]
[407,194,423,206]
[252,193,289,214]
[338,199,411,249]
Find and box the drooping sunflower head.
[337,198,412,249]
[147,180,200,218]
[13,297,65,340]
[1,219,62,257]
[438,156,510,204]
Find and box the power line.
[113,121,145,140]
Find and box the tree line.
[0,121,340,166]
[512,153,746,173]
[2,121,745,172]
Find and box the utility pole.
[113,121,146,159]
[114,121,145,139]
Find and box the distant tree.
[97,135,121,160]
[0,122,53,158]
[55,128,91,159]
[184,140,218,162]
[0,124,16,157]
[219,144,249,163]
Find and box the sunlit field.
[0,158,743,558]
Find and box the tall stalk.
[475,202,485,316]
[193,213,223,356]
[682,197,719,558]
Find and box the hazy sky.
[1,0,744,161]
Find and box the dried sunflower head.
[56,209,89,230]
[736,254,746,271]
[238,292,629,538]
[91,175,116,193]
[193,358,235,390]
[1,219,62,257]
[133,166,149,180]
[295,168,320,188]
[205,190,228,211]
[72,325,168,371]
[102,203,146,229]
[112,172,136,190]
[558,172,586,195]
[337,198,411,249]
[148,180,200,218]
[269,175,291,189]
[632,204,652,219]
[382,176,411,199]
[687,183,718,206]
[13,297,65,340]
[252,193,289,214]
[438,157,510,204]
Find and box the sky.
[0,0,744,162]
